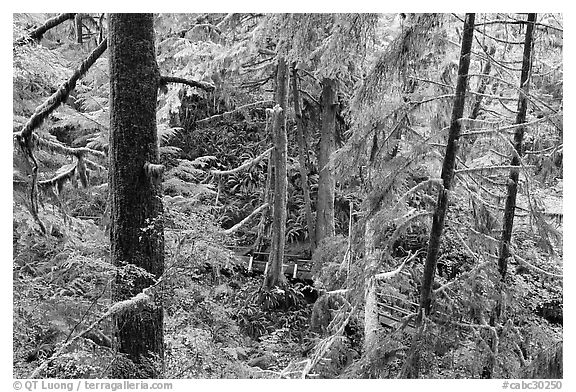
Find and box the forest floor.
[12,207,319,378]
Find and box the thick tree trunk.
[263,57,289,289]
[291,65,316,252]
[498,13,536,279]
[315,78,337,244]
[108,13,164,378]
[418,13,475,318]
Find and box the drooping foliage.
[13,13,563,380]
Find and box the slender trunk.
[363,216,380,353]
[498,13,536,279]
[315,78,337,244]
[108,13,164,378]
[484,13,536,380]
[291,65,316,252]
[419,13,475,318]
[254,153,273,252]
[263,57,289,289]
[470,45,495,120]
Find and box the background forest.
[12,13,563,379]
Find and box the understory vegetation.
[13,13,562,379]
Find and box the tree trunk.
[253,153,273,252]
[483,13,536,380]
[315,78,337,244]
[263,57,289,289]
[498,13,536,279]
[418,13,475,318]
[291,65,316,252]
[108,13,164,378]
[363,216,380,353]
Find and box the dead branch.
[455,165,536,175]
[30,277,162,378]
[15,13,76,45]
[196,100,275,126]
[159,75,215,92]
[33,134,106,159]
[512,253,563,279]
[210,146,273,176]
[222,203,269,235]
[16,38,108,146]
[375,250,422,281]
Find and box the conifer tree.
[108,13,165,377]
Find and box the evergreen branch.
[15,13,76,45]
[216,13,235,30]
[387,211,434,249]
[300,305,356,379]
[159,75,215,91]
[196,100,275,126]
[222,203,269,235]
[210,146,273,176]
[434,230,492,295]
[16,38,108,145]
[394,178,443,209]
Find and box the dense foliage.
[13,13,562,379]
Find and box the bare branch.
[222,203,270,235]
[15,13,76,45]
[196,100,275,126]
[210,146,273,176]
[455,165,536,175]
[16,38,108,145]
[375,250,422,281]
[159,75,214,91]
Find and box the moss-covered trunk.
[108,13,164,377]
[418,13,475,318]
[291,65,316,252]
[315,78,337,244]
[363,216,380,353]
[263,57,289,289]
[498,13,536,279]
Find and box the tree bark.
[418,13,475,318]
[315,78,337,244]
[363,216,380,353]
[263,57,289,289]
[498,13,536,279]
[291,65,316,252]
[483,14,536,380]
[108,13,164,378]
